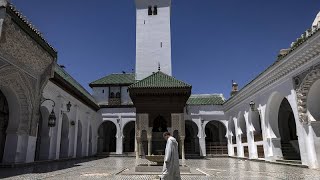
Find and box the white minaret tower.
[135,0,172,80]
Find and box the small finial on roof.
[158,62,161,71]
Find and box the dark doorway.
[185,120,199,155]
[0,90,8,162]
[123,121,135,152]
[98,121,117,153]
[205,121,227,155]
[278,98,300,160]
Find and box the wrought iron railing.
[206,142,228,155]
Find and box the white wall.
[41,81,101,160]
[135,0,172,80]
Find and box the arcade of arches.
[97,119,229,157]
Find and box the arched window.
[153,6,158,15]
[148,6,152,15]
[110,92,115,98]
[116,92,121,98]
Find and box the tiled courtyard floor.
[1,157,320,179]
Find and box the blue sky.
[11,0,319,98]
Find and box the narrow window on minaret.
[148,6,152,15]
[153,6,158,15]
[161,42,163,48]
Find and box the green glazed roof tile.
[128,71,191,89]
[90,73,135,86]
[54,65,97,104]
[187,94,225,105]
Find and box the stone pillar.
[73,105,79,158]
[181,136,185,164]
[305,123,319,169]
[136,137,142,159]
[198,121,206,156]
[147,137,152,156]
[116,136,123,155]
[248,131,258,159]
[246,112,258,159]
[199,137,206,156]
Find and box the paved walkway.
[0,157,320,179]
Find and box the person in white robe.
[160,132,181,180]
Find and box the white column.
[52,96,62,160]
[85,114,91,156]
[305,123,319,169]
[181,136,185,162]
[147,137,152,156]
[246,112,258,159]
[116,136,123,155]
[73,105,79,158]
[227,134,235,156]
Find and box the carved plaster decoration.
[296,64,320,123]
[0,16,53,77]
[171,113,185,137]
[0,66,32,135]
[136,113,149,138]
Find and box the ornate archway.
[0,90,9,162]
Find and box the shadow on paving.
[0,157,101,179]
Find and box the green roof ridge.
[128,71,191,89]
[187,94,225,105]
[90,73,135,86]
[54,65,97,104]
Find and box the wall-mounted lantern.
[70,120,75,126]
[48,109,57,127]
[41,98,56,127]
[249,101,255,111]
[61,101,72,114]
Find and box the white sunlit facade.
[1,0,320,170]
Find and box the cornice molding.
[224,32,320,112]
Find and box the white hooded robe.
[161,136,181,180]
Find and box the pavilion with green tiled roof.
[128,71,191,89]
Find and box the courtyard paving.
[0,157,320,179]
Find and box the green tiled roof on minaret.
[128,71,191,89]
